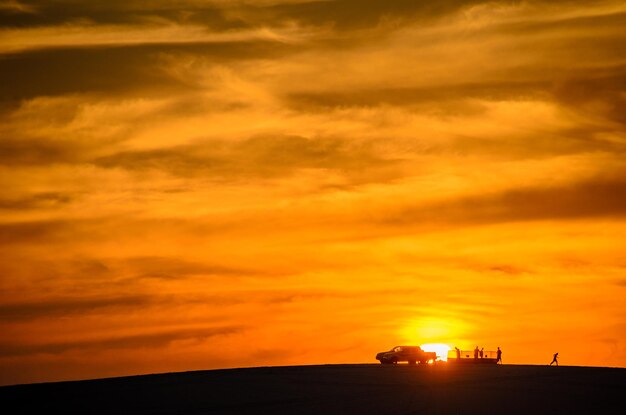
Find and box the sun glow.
[401,317,469,342]
[420,343,452,361]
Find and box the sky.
[1,0,625,385]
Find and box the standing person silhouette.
[550,352,559,366]
[496,347,502,364]
[474,346,479,359]
[480,348,484,358]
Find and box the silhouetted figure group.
[453,345,502,363]
[473,346,485,359]
[550,352,559,366]
[453,346,557,366]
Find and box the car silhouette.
[376,346,437,364]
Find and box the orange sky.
[1,0,625,385]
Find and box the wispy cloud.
[0,295,152,322]
[0,326,241,357]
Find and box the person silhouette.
[550,352,559,366]
[496,347,502,364]
[474,346,479,359]
[480,347,484,358]
[455,347,461,360]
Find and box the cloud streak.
[386,177,626,226]
[0,295,152,322]
[0,326,241,357]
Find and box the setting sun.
[400,317,468,348]
[420,344,452,362]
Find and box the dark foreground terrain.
[1,364,624,414]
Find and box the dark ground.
[1,364,624,414]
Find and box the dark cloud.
[487,265,527,275]
[0,295,151,321]
[0,290,266,323]
[0,1,490,31]
[286,85,624,160]
[259,0,488,30]
[224,0,614,33]
[0,192,74,210]
[0,47,177,101]
[0,326,242,357]
[0,40,296,102]
[448,127,626,159]
[387,178,626,226]
[121,256,258,280]
[0,1,244,29]
[552,72,626,126]
[495,8,626,37]
[0,217,227,246]
[286,81,549,110]
[0,257,112,286]
[0,290,261,323]
[1,132,395,176]
[0,137,88,166]
[0,219,74,245]
[0,254,260,297]
[3,177,626,251]
[4,1,597,35]
[483,179,626,221]
[94,135,398,180]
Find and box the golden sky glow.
[1,0,625,385]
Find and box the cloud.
[552,71,626,126]
[93,135,398,181]
[0,41,294,101]
[0,295,152,322]
[387,177,626,226]
[0,0,35,14]
[0,48,174,100]
[0,137,87,165]
[283,82,550,125]
[0,219,74,245]
[0,22,311,54]
[0,1,489,32]
[0,1,239,29]
[121,256,260,280]
[0,326,241,357]
[248,0,487,30]
[0,191,74,210]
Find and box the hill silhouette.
[1,364,623,414]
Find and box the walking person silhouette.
[550,352,559,366]
[496,347,502,364]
